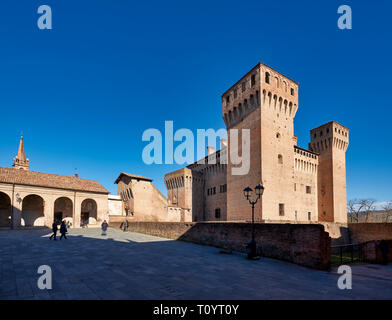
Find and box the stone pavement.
[0,228,391,300]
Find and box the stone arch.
[54,197,73,225]
[22,194,45,227]
[0,192,12,227]
[81,198,98,226]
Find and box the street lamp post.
[243,183,265,260]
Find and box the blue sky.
[0,0,391,203]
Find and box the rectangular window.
[207,188,210,196]
[306,186,311,194]
[291,88,294,96]
[279,203,285,216]
[242,82,246,92]
[294,183,296,191]
[215,208,221,219]
[220,184,227,193]
[234,89,238,99]
[226,96,230,104]
[295,211,298,220]
[308,212,311,221]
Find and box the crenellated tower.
[309,122,349,223]
[222,62,299,221]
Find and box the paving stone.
[0,228,391,300]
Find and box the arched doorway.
[54,197,73,225]
[22,195,44,227]
[0,192,12,227]
[81,199,97,227]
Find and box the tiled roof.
[0,167,109,194]
[114,172,152,184]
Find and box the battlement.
[222,62,299,129]
[309,121,349,153]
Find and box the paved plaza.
[0,228,391,300]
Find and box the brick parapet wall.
[362,240,392,263]
[349,223,392,243]
[109,218,331,270]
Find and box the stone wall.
[349,223,392,243]
[362,240,392,263]
[109,219,331,270]
[264,220,350,245]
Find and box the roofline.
[221,61,299,97]
[310,121,349,132]
[0,181,109,195]
[294,145,319,156]
[114,173,153,184]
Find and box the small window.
[295,211,298,220]
[207,188,210,196]
[308,212,311,221]
[278,154,283,164]
[242,82,246,92]
[234,89,238,99]
[294,183,296,191]
[251,74,256,86]
[279,203,285,216]
[265,72,270,84]
[306,186,311,194]
[220,184,227,193]
[290,88,294,96]
[313,133,316,138]
[320,131,323,137]
[226,96,230,104]
[276,133,281,139]
[215,208,221,219]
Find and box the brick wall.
[362,240,392,263]
[109,218,331,270]
[349,223,392,243]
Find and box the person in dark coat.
[123,219,129,232]
[59,221,68,240]
[49,221,58,240]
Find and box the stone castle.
[0,62,349,228]
[116,62,349,224]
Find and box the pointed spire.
[13,133,29,170]
[17,133,26,162]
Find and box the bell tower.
[13,133,30,170]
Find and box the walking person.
[123,219,128,232]
[59,221,68,240]
[49,221,58,241]
[101,220,109,236]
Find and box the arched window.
[265,72,270,84]
[251,74,256,87]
